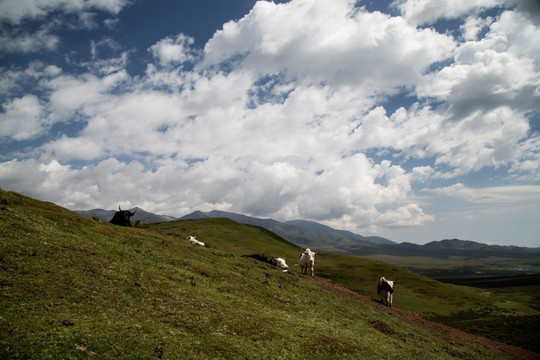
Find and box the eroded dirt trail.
[305,276,540,360]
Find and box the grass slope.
[0,191,535,359]
[137,213,540,354]
[151,219,537,318]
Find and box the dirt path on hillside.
[305,276,539,360]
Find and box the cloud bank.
[1,0,539,245]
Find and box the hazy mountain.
[424,239,486,250]
[285,219,395,245]
[76,208,116,222]
[181,210,282,228]
[429,239,540,256]
[180,210,396,251]
[357,238,540,259]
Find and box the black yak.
[242,254,276,264]
[109,205,137,227]
[242,254,289,272]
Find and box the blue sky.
[1,0,539,247]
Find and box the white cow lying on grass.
[377,277,396,307]
[186,235,205,247]
[299,248,320,276]
[274,257,289,272]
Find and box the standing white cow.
[299,249,320,276]
[274,257,289,272]
[377,277,396,307]
[186,235,205,247]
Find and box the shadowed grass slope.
[0,191,533,359]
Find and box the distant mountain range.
[76,208,540,258]
[361,239,540,259]
[179,210,395,251]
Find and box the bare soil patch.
[305,276,540,360]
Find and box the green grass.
[0,190,536,359]
[150,220,494,314]
[150,218,540,354]
[306,252,540,353]
[310,254,491,316]
[428,275,540,353]
[149,217,302,258]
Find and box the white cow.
[377,277,396,307]
[299,248,320,276]
[186,235,205,247]
[274,257,289,272]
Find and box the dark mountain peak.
[180,210,211,220]
[286,220,395,245]
[424,239,485,250]
[207,210,252,219]
[285,219,337,233]
[185,210,291,227]
[397,242,421,248]
[183,210,281,227]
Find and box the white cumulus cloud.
[0,95,45,141]
[149,34,198,68]
[0,0,539,243]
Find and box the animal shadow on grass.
[368,319,393,335]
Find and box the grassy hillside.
[152,219,491,314]
[140,212,540,354]
[150,217,302,259]
[0,191,537,359]
[150,219,536,316]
